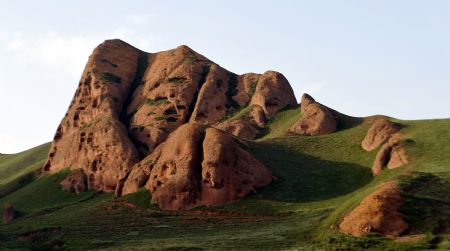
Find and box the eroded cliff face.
[43,39,295,208]
[42,40,141,192]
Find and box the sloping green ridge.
[0,143,50,197]
[0,115,449,250]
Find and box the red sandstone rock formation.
[43,39,291,207]
[362,118,399,151]
[339,182,408,237]
[289,94,337,136]
[362,118,409,175]
[42,40,141,192]
[122,123,273,210]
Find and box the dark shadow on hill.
[398,172,450,242]
[335,114,364,132]
[248,140,373,203]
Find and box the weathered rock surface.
[42,39,142,192]
[362,119,409,175]
[2,203,16,224]
[60,169,88,194]
[200,127,273,206]
[300,93,315,113]
[250,71,297,119]
[371,137,409,176]
[122,123,273,210]
[362,118,399,151]
[289,94,337,136]
[43,39,291,202]
[215,119,259,140]
[339,182,408,237]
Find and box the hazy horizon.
[1,0,449,153]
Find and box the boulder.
[339,182,408,237]
[60,169,88,193]
[362,118,399,151]
[122,123,272,210]
[289,102,337,136]
[2,203,16,224]
[371,138,409,176]
[199,127,273,206]
[250,71,297,119]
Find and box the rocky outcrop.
[215,105,266,140]
[60,169,88,194]
[362,118,408,175]
[122,123,273,210]
[339,182,408,237]
[249,71,297,119]
[42,39,142,192]
[43,39,292,203]
[2,203,16,224]
[300,93,315,113]
[215,119,259,140]
[200,127,273,206]
[362,118,399,151]
[289,94,337,136]
[371,137,409,175]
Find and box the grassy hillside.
[0,143,50,197]
[0,115,449,250]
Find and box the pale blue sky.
[0,0,449,153]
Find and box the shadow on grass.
[249,139,373,203]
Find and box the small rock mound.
[289,94,337,136]
[2,203,16,224]
[362,118,399,151]
[371,137,409,175]
[362,119,409,175]
[60,169,88,193]
[339,182,408,237]
[122,123,273,210]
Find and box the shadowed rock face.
[122,123,273,210]
[2,203,16,224]
[60,169,88,194]
[289,94,337,136]
[43,39,291,206]
[339,182,408,237]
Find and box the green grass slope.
[0,143,50,197]
[0,115,449,250]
